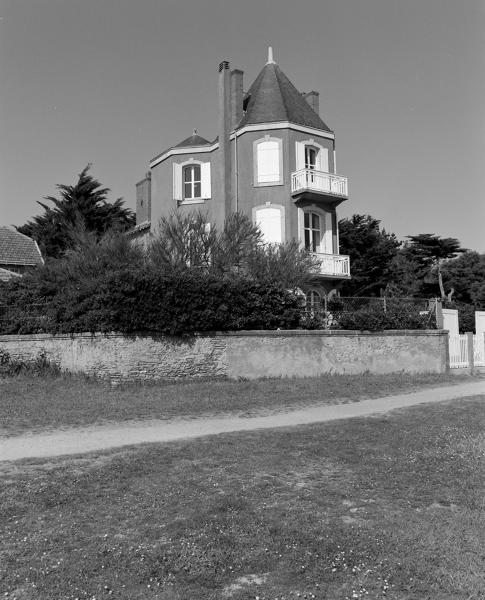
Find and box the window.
[305,146,318,170]
[253,205,284,244]
[296,140,329,173]
[304,211,321,252]
[173,161,211,202]
[306,290,321,315]
[183,164,201,199]
[301,209,333,254]
[253,136,283,186]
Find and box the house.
[134,48,350,302]
[0,226,44,281]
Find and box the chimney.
[303,91,320,115]
[218,60,232,219]
[230,69,244,129]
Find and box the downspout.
[234,131,239,211]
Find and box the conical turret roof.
[237,60,332,132]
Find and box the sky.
[1,0,484,252]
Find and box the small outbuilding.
[0,226,44,280]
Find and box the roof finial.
[193,129,198,136]
[267,46,275,64]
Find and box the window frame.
[298,206,334,255]
[253,135,284,187]
[183,164,202,200]
[173,159,211,204]
[296,139,330,173]
[305,290,322,316]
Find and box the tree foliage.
[17,165,135,259]
[397,234,466,299]
[150,212,319,289]
[0,212,316,335]
[338,214,400,296]
[440,251,485,307]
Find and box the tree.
[440,251,485,306]
[149,211,320,289]
[400,234,466,300]
[17,165,135,258]
[338,214,400,296]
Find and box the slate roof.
[0,226,44,267]
[174,133,211,148]
[237,61,332,132]
[151,132,213,164]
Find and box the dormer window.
[183,164,201,199]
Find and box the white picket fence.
[474,333,485,367]
[449,333,485,368]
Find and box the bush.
[0,270,301,335]
[0,349,61,377]
[334,300,436,331]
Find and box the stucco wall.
[0,330,448,383]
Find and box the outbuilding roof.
[237,61,332,132]
[0,267,22,282]
[0,226,44,267]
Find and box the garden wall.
[0,330,449,383]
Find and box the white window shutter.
[295,141,305,170]
[317,148,329,173]
[257,141,280,183]
[255,207,282,244]
[201,162,211,198]
[322,212,333,253]
[173,163,182,201]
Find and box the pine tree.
[17,165,135,258]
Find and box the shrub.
[334,300,436,331]
[0,270,301,335]
[0,349,61,377]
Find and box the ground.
[0,372,472,436]
[0,374,484,599]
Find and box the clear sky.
[1,0,484,251]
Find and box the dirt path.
[1,380,484,462]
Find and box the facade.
[0,226,44,281]
[135,48,350,297]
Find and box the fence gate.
[448,334,469,369]
[474,312,485,367]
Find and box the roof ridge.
[273,64,291,122]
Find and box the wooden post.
[466,332,474,371]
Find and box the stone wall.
[0,330,449,383]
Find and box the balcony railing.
[311,252,350,277]
[291,169,348,197]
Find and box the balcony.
[291,169,348,206]
[311,252,350,278]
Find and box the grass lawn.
[0,371,475,436]
[1,397,484,599]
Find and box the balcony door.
[296,141,329,173]
[302,209,332,254]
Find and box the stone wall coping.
[0,329,448,342]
